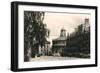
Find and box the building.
[62,18,90,58]
[52,28,67,56]
[30,40,51,57]
[38,41,51,55]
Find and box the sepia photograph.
[24,11,91,62]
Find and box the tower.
[83,18,90,31]
[85,18,89,25]
[60,28,66,37]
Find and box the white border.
[18,5,95,68]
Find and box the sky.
[43,12,91,46]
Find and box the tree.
[24,11,49,62]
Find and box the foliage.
[24,11,49,61]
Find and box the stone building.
[52,28,67,56]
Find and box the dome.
[61,27,66,31]
[60,27,66,37]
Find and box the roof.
[53,36,66,41]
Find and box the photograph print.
[24,11,91,62]
[11,1,97,71]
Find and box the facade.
[52,28,67,56]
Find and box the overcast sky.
[43,12,90,46]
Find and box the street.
[30,56,83,61]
